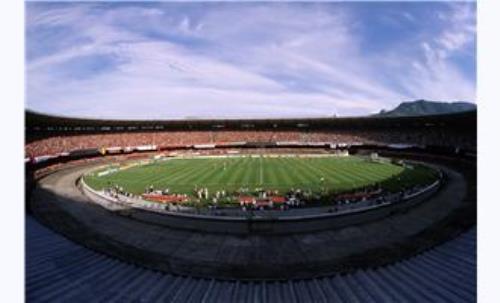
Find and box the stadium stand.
[25,111,476,158]
[26,215,475,302]
[25,110,477,302]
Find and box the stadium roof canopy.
[26,110,476,132]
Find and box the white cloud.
[436,2,476,55]
[25,2,476,119]
[408,3,476,101]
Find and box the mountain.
[374,100,476,117]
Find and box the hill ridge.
[374,100,476,117]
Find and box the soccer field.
[84,155,438,196]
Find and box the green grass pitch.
[84,155,438,197]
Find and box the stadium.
[25,110,477,302]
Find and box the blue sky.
[25,1,476,119]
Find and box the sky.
[25,1,476,119]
